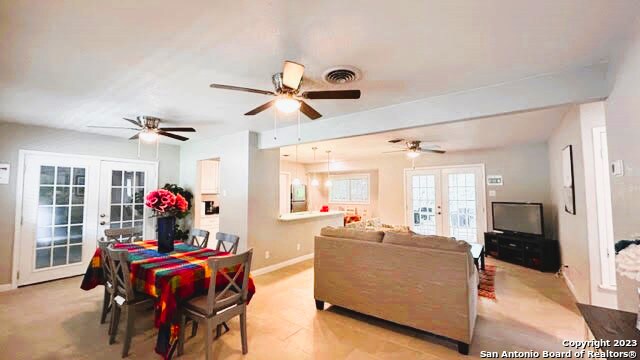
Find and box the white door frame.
[11,150,158,289]
[279,171,291,215]
[403,163,487,242]
[592,127,616,289]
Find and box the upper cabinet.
[200,160,220,194]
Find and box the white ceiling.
[1,1,638,143]
[280,106,570,163]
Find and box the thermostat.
[487,175,503,186]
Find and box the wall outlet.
[489,190,497,197]
[296,243,301,251]
[265,251,270,259]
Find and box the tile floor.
[0,258,587,359]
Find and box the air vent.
[322,66,361,85]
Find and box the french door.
[97,161,156,241]
[405,165,486,243]
[18,153,157,286]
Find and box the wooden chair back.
[104,227,141,244]
[215,232,240,254]
[186,228,210,248]
[97,238,116,288]
[106,247,135,301]
[205,249,253,315]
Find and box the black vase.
[157,216,176,253]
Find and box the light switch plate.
[0,163,9,184]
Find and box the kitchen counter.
[278,211,344,222]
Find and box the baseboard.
[562,270,579,301]
[0,283,15,292]
[252,253,314,276]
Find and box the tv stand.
[484,232,560,272]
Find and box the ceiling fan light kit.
[139,129,159,143]
[275,96,301,113]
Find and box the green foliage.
[162,183,193,219]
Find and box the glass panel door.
[98,161,157,241]
[405,169,441,235]
[19,154,99,286]
[35,166,86,269]
[442,167,485,243]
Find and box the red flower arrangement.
[145,189,189,217]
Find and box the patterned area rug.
[478,264,497,300]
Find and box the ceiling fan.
[209,60,361,120]
[88,116,196,142]
[383,140,446,158]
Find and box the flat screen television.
[492,202,544,237]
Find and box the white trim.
[562,270,579,301]
[0,284,14,292]
[252,253,314,276]
[11,149,159,289]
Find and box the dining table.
[80,240,256,359]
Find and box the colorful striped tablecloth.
[80,240,255,358]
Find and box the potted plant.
[145,188,189,253]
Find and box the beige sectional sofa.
[314,227,478,355]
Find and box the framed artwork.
[562,145,576,215]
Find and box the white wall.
[605,17,640,241]
[306,143,552,235]
[179,131,251,252]
[0,121,181,285]
[547,106,591,304]
[180,131,343,271]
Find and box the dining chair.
[98,238,117,324]
[106,247,154,358]
[104,227,141,244]
[177,249,253,360]
[214,232,240,254]
[188,231,238,338]
[185,228,210,248]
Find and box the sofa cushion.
[320,226,385,243]
[383,232,470,252]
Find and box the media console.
[484,232,560,272]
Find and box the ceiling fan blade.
[282,60,305,90]
[245,100,275,115]
[209,83,275,96]
[419,148,446,154]
[130,133,139,140]
[157,130,189,141]
[158,127,196,132]
[301,90,361,99]
[382,150,408,154]
[299,101,322,120]
[123,117,143,127]
[87,126,140,130]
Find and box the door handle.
[100,213,106,218]
[100,221,106,225]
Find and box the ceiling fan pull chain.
[155,135,159,159]
[273,107,278,140]
[297,108,301,142]
[137,137,141,158]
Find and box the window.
[329,174,370,204]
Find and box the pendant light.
[324,150,333,188]
[311,147,320,187]
[292,144,302,186]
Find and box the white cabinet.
[200,160,220,194]
[200,215,220,244]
